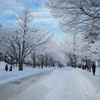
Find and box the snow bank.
[76,67,100,88]
[0,61,54,85]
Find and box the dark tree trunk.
[51,58,53,67]
[86,60,88,65]
[73,54,76,68]
[40,55,44,68]
[38,56,40,68]
[33,56,35,68]
[49,58,50,67]
[41,61,44,68]
[45,56,48,67]
[18,44,23,71]
[19,61,23,70]
[70,54,73,67]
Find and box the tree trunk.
[49,58,50,67]
[19,61,23,70]
[41,61,44,68]
[51,58,53,67]
[18,44,23,70]
[45,56,48,67]
[69,54,73,67]
[73,54,76,68]
[38,56,40,68]
[33,56,35,68]
[86,60,88,65]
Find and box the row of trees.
[0,6,62,70]
[1,0,100,68]
[45,0,100,67]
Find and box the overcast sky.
[0,0,64,38]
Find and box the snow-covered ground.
[0,61,100,100]
[0,61,53,85]
[12,67,100,100]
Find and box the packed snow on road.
[0,61,100,100]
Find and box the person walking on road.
[92,63,96,75]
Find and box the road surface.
[0,67,100,100]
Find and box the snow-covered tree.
[30,28,54,68]
[30,37,63,68]
[45,0,100,31]
[79,24,100,62]
[59,31,83,67]
[45,0,100,65]
[0,7,53,70]
[0,25,3,61]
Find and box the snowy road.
[0,67,100,100]
[0,70,53,100]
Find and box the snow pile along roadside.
[0,61,54,85]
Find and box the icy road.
[0,67,100,100]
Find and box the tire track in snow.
[52,88,60,100]
[47,68,84,100]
